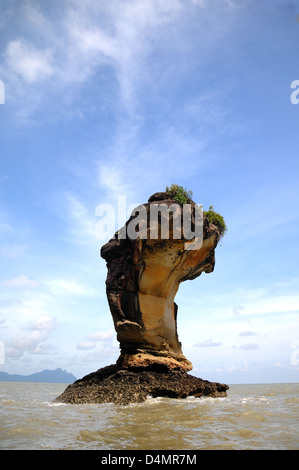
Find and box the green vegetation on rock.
[165,185,227,238]
[166,184,193,205]
[204,205,227,237]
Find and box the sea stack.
[54,191,228,405]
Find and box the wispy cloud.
[88,330,115,341]
[0,207,13,234]
[0,204,32,240]
[194,338,222,348]
[0,0,238,122]
[5,40,54,84]
[0,244,28,258]
[238,294,299,317]
[239,343,259,350]
[43,278,97,296]
[99,164,134,200]
[75,326,118,369]
[5,314,56,359]
[1,0,180,117]
[55,192,98,246]
[77,341,96,351]
[77,329,115,351]
[239,331,257,337]
[0,272,100,336]
[2,274,39,289]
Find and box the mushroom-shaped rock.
[101,192,220,372]
[54,191,229,405]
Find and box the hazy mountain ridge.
[0,368,76,383]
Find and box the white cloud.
[78,343,118,364]
[194,338,222,347]
[0,0,189,118]
[189,286,299,321]
[0,273,99,336]
[0,296,49,326]
[177,279,299,378]
[239,295,299,317]
[43,278,97,296]
[76,329,117,361]
[239,343,259,350]
[30,315,56,331]
[77,341,96,350]
[99,165,132,199]
[88,329,115,341]
[66,10,117,59]
[57,192,98,246]
[5,39,54,83]
[2,274,39,289]
[5,314,56,359]
[109,0,183,113]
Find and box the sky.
[0,0,299,384]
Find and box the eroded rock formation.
[101,191,219,372]
[54,191,229,404]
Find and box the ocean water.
[0,382,298,450]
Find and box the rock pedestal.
[54,192,229,404]
[101,192,219,372]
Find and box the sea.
[0,382,298,451]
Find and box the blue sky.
[0,0,299,384]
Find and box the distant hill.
[0,368,77,383]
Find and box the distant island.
[0,368,77,383]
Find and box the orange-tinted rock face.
[100,192,220,372]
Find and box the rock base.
[54,364,229,406]
[117,351,193,373]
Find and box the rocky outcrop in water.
[55,191,228,404]
[100,191,219,372]
[54,364,228,406]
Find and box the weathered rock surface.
[100,191,220,372]
[54,364,228,405]
[55,191,229,405]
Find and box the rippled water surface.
[0,382,298,450]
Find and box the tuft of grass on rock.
[166,184,193,205]
[204,205,227,237]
